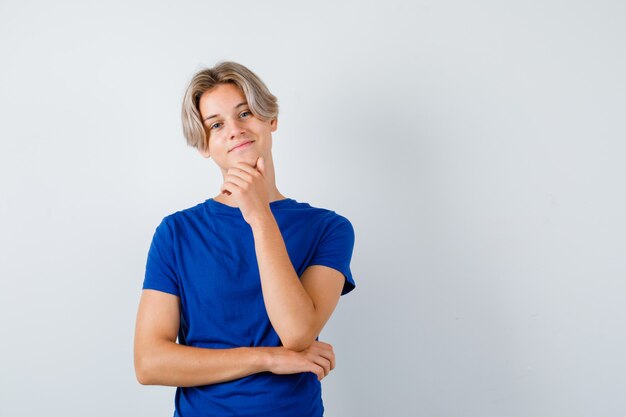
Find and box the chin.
[232,152,260,167]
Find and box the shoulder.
[147,201,210,247]
[158,200,207,229]
[305,200,351,221]
[290,199,354,235]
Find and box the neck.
[213,187,287,207]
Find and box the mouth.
[229,140,254,152]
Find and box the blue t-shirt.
[142,197,356,417]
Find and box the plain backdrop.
[1,1,625,416]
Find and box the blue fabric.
[142,197,356,417]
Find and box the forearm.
[250,214,317,350]
[137,341,270,387]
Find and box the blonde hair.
[181,61,279,152]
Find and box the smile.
[230,141,254,152]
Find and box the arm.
[133,289,335,386]
[250,215,345,352]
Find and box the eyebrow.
[203,102,249,123]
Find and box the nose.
[227,118,247,140]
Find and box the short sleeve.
[308,214,356,296]
[142,217,180,297]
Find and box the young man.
[134,61,356,417]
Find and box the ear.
[270,117,278,132]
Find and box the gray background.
[1,0,625,416]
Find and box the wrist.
[249,210,276,230]
[254,346,275,373]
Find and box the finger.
[232,162,261,177]
[310,364,324,381]
[227,167,254,182]
[313,340,332,349]
[312,341,333,355]
[317,346,335,371]
[322,342,334,351]
[223,174,248,189]
[323,357,331,376]
[311,355,331,377]
[220,182,240,195]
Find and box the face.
[198,82,277,173]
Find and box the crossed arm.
[251,212,345,351]
[134,214,345,387]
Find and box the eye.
[209,111,251,130]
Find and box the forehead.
[199,83,246,115]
